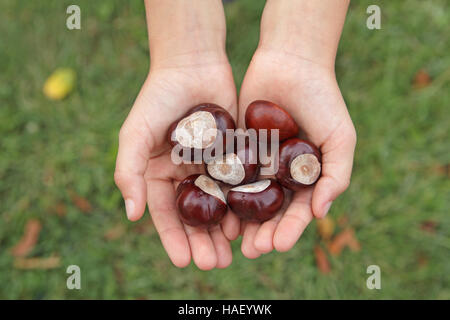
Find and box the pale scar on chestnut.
[290,153,321,185]
[194,175,226,203]
[206,153,246,186]
[230,179,271,193]
[175,111,217,149]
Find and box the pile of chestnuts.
[168,101,322,228]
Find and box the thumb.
[312,125,356,218]
[114,117,151,221]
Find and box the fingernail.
[125,199,135,220]
[323,201,333,217]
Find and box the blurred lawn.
[0,0,449,299]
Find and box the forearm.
[145,0,227,68]
[259,0,350,68]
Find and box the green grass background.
[0,0,449,299]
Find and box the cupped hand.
[114,57,241,270]
[237,49,357,258]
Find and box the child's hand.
[114,0,242,270]
[237,48,356,258]
[115,57,239,270]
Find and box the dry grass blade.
[14,256,61,270]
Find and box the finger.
[184,225,218,271]
[241,221,261,259]
[273,189,313,252]
[115,117,152,221]
[312,124,356,218]
[221,209,241,241]
[253,214,282,254]
[253,189,291,253]
[209,225,233,269]
[147,179,191,268]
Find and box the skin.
[115,0,356,266]
[114,0,238,270]
[238,0,356,258]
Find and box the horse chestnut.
[245,100,299,141]
[227,179,284,222]
[168,104,235,161]
[275,138,322,191]
[176,174,227,228]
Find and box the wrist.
[150,48,229,71]
[258,0,349,69]
[145,0,227,70]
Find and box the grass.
[0,0,449,299]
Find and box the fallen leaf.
[314,245,331,274]
[14,256,61,270]
[52,202,67,217]
[413,69,432,89]
[43,68,76,100]
[420,220,438,233]
[104,224,126,240]
[417,253,429,268]
[431,163,450,178]
[10,219,42,257]
[316,216,335,240]
[337,215,349,227]
[70,192,92,213]
[328,228,361,256]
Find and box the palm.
[116,63,240,269]
[237,50,356,257]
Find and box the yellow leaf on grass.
[316,216,335,241]
[43,68,76,100]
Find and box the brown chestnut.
[227,179,284,222]
[245,100,299,141]
[168,104,236,161]
[176,174,227,228]
[206,135,260,185]
[275,138,322,191]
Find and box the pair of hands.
[114,47,356,270]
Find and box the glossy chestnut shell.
[245,100,299,142]
[176,174,227,228]
[227,179,284,222]
[275,138,322,191]
[168,104,236,161]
